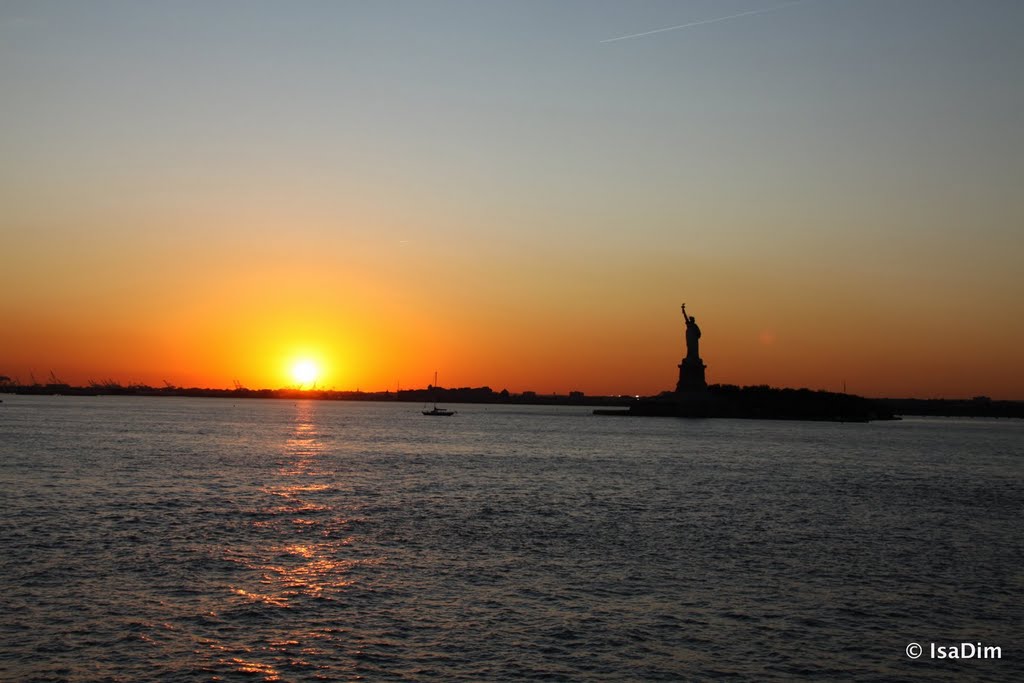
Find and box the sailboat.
[422,371,456,416]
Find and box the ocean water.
[0,395,1020,682]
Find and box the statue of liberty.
[681,303,701,361]
[677,303,707,392]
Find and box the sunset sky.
[2,1,1022,398]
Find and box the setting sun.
[291,360,320,387]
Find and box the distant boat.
[423,372,456,416]
[422,406,455,416]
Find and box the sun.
[291,359,320,387]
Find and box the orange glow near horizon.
[3,291,1022,399]
[1,229,1023,399]
[1,244,1023,399]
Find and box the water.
[0,395,1021,681]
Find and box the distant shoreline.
[3,384,1021,418]
[1,383,629,408]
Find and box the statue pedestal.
[676,357,707,393]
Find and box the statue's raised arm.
[681,303,689,323]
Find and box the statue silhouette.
[677,303,707,393]
[682,304,701,361]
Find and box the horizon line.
[1,380,1017,404]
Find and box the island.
[594,304,898,422]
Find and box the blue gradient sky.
[2,1,1022,397]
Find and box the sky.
[1,0,1022,398]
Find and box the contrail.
[601,0,811,43]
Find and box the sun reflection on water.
[206,401,378,679]
[228,656,281,680]
[230,587,290,608]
